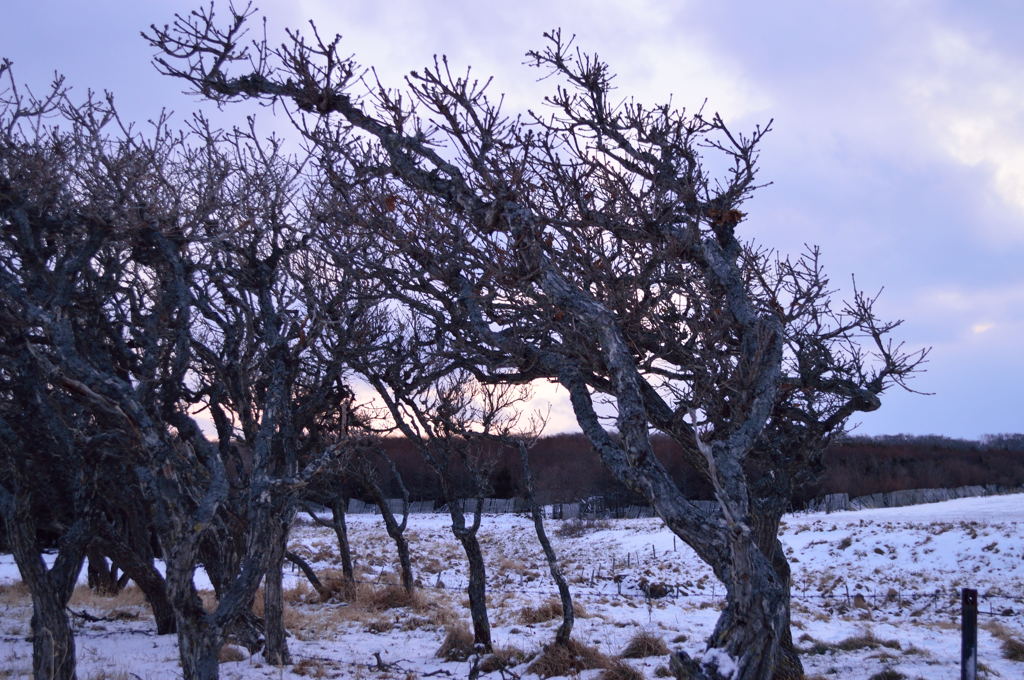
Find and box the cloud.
[288,0,770,121]
[522,380,580,434]
[903,25,1024,239]
[899,283,1023,355]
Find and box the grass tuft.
[85,672,132,680]
[218,644,247,663]
[436,624,476,662]
[555,518,611,538]
[517,598,587,624]
[801,629,901,655]
[1001,637,1024,662]
[479,645,531,673]
[599,659,644,680]
[620,630,669,658]
[867,671,906,680]
[527,638,610,678]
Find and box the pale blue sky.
[3,1,1022,438]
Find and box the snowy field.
[2,494,1022,679]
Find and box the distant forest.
[365,433,1024,507]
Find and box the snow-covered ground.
[2,494,1022,679]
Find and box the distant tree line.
[358,432,1024,506]
[810,433,1024,501]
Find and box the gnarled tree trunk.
[449,499,491,652]
[1,494,89,680]
[330,498,355,585]
[93,533,176,634]
[262,514,293,665]
[519,442,574,644]
[86,545,121,596]
[175,610,223,680]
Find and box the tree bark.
[702,569,792,680]
[330,498,355,585]
[449,500,491,652]
[383,513,415,593]
[164,543,226,680]
[93,534,176,634]
[28,581,79,680]
[175,611,223,680]
[361,464,415,593]
[302,498,355,588]
[519,443,574,644]
[285,551,329,601]
[368,493,414,593]
[86,545,121,596]
[262,517,292,665]
[2,495,88,680]
[669,525,802,680]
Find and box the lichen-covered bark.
[3,511,87,680]
[262,515,293,665]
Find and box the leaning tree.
[0,64,219,680]
[148,10,927,679]
[0,61,376,678]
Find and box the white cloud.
[913,283,1024,347]
[522,380,580,434]
[903,26,1024,239]
[287,0,770,122]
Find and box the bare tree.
[354,320,532,653]
[148,13,928,679]
[0,61,376,679]
[0,353,93,680]
[345,443,417,592]
[516,437,576,645]
[178,121,383,668]
[300,484,357,589]
[0,63,217,679]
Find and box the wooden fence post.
[961,587,977,680]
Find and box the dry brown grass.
[318,584,457,635]
[599,659,644,680]
[984,620,1024,662]
[362,584,421,610]
[283,580,316,605]
[800,629,901,655]
[292,657,335,678]
[69,585,147,609]
[0,582,29,605]
[516,598,588,624]
[554,518,611,538]
[198,589,217,613]
[85,671,132,680]
[436,624,476,661]
[1002,637,1024,662]
[478,645,530,673]
[620,629,670,658]
[526,639,610,678]
[866,671,906,680]
[218,644,247,663]
[497,557,527,573]
[250,587,323,638]
[297,569,356,603]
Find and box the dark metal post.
[961,588,977,680]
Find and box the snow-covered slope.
[1,494,1021,679]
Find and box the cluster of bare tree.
[1,6,926,680]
